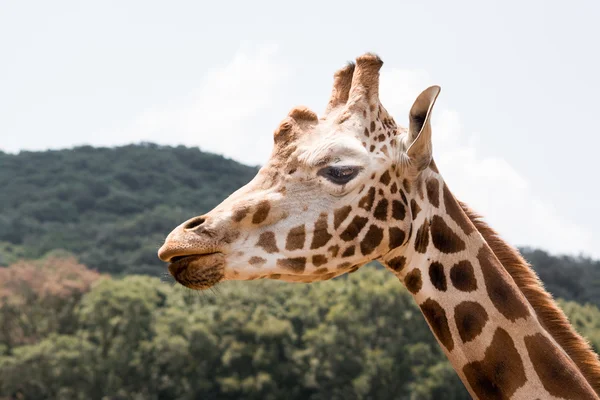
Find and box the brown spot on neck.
[373,199,388,220]
[410,199,421,219]
[360,225,383,255]
[391,200,406,220]
[400,190,408,205]
[430,215,466,253]
[387,256,406,273]
[413,219,430,253]
[428,261,447,291]
[388,227,406,249]
[342,245,355,257]
[443,184,474,235]
[404,268,423,294]
[450,260,477,292]
[327,245,340,257]
[454,301,488,343]
[524,333,598,400]
[420,298,454,352]
[477,245,529,321]
[426,178,440,208]
[463,327,526,399]
[337,261,352,270]
[340,215,368,241]
[312,254,328,267]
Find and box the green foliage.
[557,299,600,353]
[0,242,28,267]
[1,258,600,399]
[523,247,600,308]
[0,263,472,399]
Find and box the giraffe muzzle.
[158,213,228,263]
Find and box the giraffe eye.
[318,166,362,185]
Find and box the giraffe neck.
[382,168,599,400]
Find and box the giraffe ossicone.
[158,53,600,399]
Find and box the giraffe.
[158,53,600,399]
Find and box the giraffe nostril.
[183,216,205,231]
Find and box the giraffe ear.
[406,86,441,171]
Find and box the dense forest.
[1,258,599,400]
[1,144,600,399]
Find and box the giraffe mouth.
[167,252,221,264]
[167,253,225,290]
[170,255,194,263]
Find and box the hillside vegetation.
[1,258,599,400]
[0,144,257,275]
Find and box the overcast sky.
[1,0,599,257]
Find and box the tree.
[558,299,600,353]
[0,257,100,354]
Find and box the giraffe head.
[158,53,440,289]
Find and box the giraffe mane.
[459,200,600,395]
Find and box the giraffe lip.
[167,253,225,290]
[168,252,221,265]
[170,255,188,263]
[170,255,194,263]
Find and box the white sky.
[1,0,599,257]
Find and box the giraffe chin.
[167,253,225,290]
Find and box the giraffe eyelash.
[318,166,362,185]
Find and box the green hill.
[0,143,258,275]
